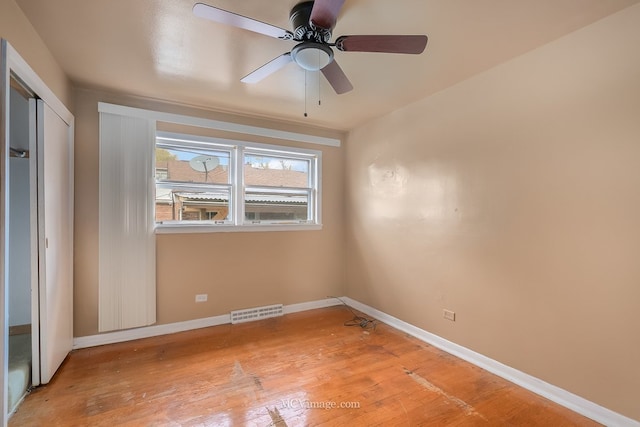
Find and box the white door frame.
[1,39,74,426]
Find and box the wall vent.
[231,304,284,324]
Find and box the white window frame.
[155,131,322,233]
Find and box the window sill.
[154,223,323,234]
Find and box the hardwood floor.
[10,306,599,426]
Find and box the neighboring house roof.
[173,192,306,205]
[157,159,228,184]
[156,159,308,188]
[155,159,309,205]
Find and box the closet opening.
[7,75,35,414]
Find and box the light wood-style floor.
[10,306,599,426]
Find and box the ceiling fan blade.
[193,3,293,40]
[321,60,353,94]
[335,35,428,54]
[309,0,345,30]
[241,53,293,84]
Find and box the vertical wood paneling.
[98,112,156,332]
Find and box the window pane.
[154,132,321,229]
[156,188,231,222]
[243,154,309,188]
[156,147,230,184]
[245,191,309,222]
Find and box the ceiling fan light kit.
[193,0,428,94]
[291,42,333,71]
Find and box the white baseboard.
[73,297,342,350]
[340,297,639,427]
[283,297,342,314]
[73,313,230,349]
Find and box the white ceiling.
[16,0,640,130]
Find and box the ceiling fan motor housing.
[290,1,331,43]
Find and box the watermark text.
[280,398,360,410]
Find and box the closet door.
[36,99,73,384]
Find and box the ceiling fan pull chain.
[304,70,308,117]
[317,51,322,106]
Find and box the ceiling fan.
[193,0,428,94]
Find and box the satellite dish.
[189,155,219,182]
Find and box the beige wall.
[0,0,72,108]
[73,87,346,337]
[345,4,640,421]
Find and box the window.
[155,132,321,232]
[243,151,313,223]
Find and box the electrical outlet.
[443,309,456,321]
[195,294,208,303]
